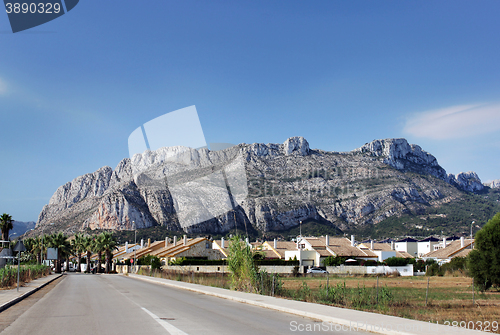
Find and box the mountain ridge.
[35,137,489,236]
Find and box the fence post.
[261,272,264,295]
[272,274,275,297]
[425,277,430,306]
[343,281,346,303]
[376,276,379,305]
[472,277,475,305]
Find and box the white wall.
[285,250,319,266]
[417,241,438,257]
[366,264,414,277]
[395,242,417,256]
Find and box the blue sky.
[1,1,499,222]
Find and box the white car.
[307,267,328,274]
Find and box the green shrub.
[384,257,409,266]
[426,263,443,276]
[323,256,346,266]
[137,255,162,270]
[440,257,467,275]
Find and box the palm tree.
[82,235,93,273]
[24,236,42,264]
[92,234,106,273]
[48,232,70,273]
[34,236,44,265]
[0,213,14,242]
[100,232,118,273]
[71,234,86,272]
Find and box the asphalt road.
[0,273,368,335]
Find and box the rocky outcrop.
[283,136,309,156]
[485,179,500,189]
[36,136,485,234]
[355,139,485,192]
[447,172,484,193]
[355,139,447,180]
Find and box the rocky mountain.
[36,137,488,236]
[485,179,500,189]
[9,221,36,238]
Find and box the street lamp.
[133,221,137,273]
[471,221,475,249]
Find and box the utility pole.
[471,221,475,249]
[133,221,137,273]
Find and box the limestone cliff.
[36,137,485,234]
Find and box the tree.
[82,235,93,273]
[137,254,161,270]
[48,232,70,273]
[323,255,346,266]
[23,236,42,264]
[99,232,118,273]
[226,236,259,292]
[0,213,14,242]
[92,234,106,273]
[71,234,86,272]
[468,212,500,291]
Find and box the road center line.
[141,307,189,335]
[107,277,190,335]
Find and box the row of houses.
[105,234,474,269]
[391,235,474,258]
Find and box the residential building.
[422,237,474,264]
[417,236,440,257]
[394,237,418,257]
[357,241,412,262]
[151,236,224,263]
[261,239,299,260]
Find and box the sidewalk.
[0,273,63,312]
[128,273,486,335]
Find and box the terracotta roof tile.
[423,239,474,259]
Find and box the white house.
[417,236,440,257]
[423,237,474,265]
[394,237,418,257]
[358,241,413,262]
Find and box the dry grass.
[282,275,500,332]
[137,268,500,333]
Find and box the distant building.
[286,235,378,266]
[212,238,229,258]
[417,236,440,257]
[357,241,413,262]
[261,239,299,260]
[423,237,474,264]
[395,237,418,257]
[151,236,223,263]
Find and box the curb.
[0,273,64,313]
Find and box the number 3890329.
[5,3,61,14]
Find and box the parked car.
[307,267,328,274]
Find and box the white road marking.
[141,307,189,335]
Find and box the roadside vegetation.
[0,264,50,289]
[1,218,119,290]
